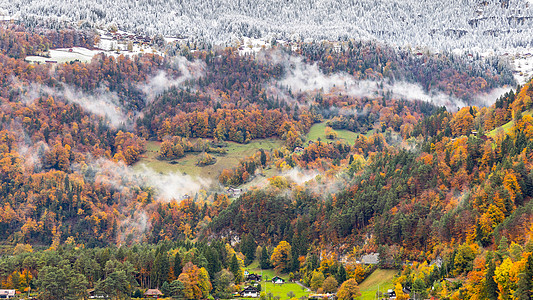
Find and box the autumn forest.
[0,23,531,300]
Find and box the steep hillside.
[0,25,531,300]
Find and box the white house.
[271,276,285,284]
[240,286,259,298]
[0,290,15,299]
[227,187,243,198]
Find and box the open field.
[488,110,533,137]
[243,265,311,300]
[358,269,397,300]
[25,43,162,65]
[25,48,99,64]
[251,282,310,299]
[239,167,279,190]
[243,264,397,300]
[133,139,283,183]
[245,262,279,280]
[306,122,363,145]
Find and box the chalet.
[309,293,335,299]
[87,289,109,299]
[144,289,163,298]
[271,276,285,284]
[240,286,259,298]
[45,60,58,64]
[294,146,304,153]
[0,290,15,299]
[227,187,243,197]
[247,273,262,282]
[244,270,250,276]
[387,289,395,299]
[386,287,410,299]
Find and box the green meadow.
[487,109,533,137]
[134,139,283,183]
[243,264,311,300]
[306,122,370,145]
[358,269,397,300]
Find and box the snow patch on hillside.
[510,52,533,84]
[25,47,102,64]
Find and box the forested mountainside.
[2,0,533,50]
[0,25,531,299]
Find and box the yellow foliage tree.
[337,278,361,300]
[271,241,292,272]
[503,171,521,206]
[394,282,409,300]
[450,107,474,136]
[494,257,516,300]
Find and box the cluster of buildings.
[108,32,152,46]
[237,273,286,298]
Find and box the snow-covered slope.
[2,0,533,52]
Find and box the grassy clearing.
[133,139,283,183]
[245,267,279,281]
[239,167,279,190]
[363,129,375,137]
[242,265,396,300]
[358,269,397,300]
[242,265,310,299]
[306,122,361,145]
[488,120,515,138]
[253,282,310,299]
[487,110,533,137]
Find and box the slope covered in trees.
[208,82,533,299]
[0,25,531,299]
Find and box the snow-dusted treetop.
[2,0,533,52]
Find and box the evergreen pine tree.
[174,252,182,278]
[161,281,170,297]
[336,264,347,284]
[230,254,241,283]
[242,234,256,266]
[260,246,270,269]
[485,253,498,300]
[514,254,533,300]
[160,252,170,285]
[289,246,299,272]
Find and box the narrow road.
[295,281,311,292]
